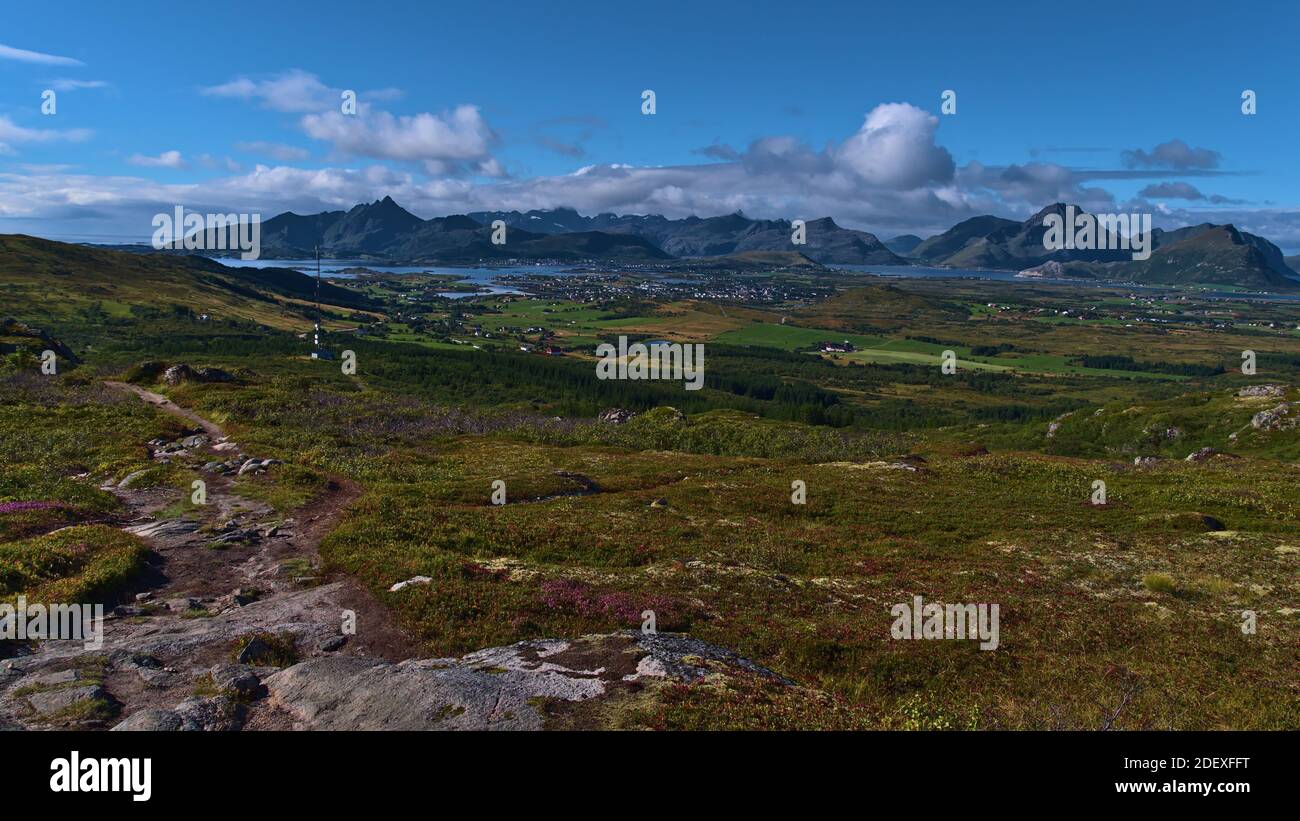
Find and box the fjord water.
[210,256,579,297]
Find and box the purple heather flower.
[0,501,66,514]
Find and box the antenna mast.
[314,245,321,352]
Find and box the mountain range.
[465,207,905,264]
[908,204,1298,290]
[192,197,1297,290]
[243,198,903,265]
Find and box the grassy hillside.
[0,234,378,332]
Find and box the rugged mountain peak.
[806,216,841,230]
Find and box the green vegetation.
[231,631,300,668]
[2,238,1297,729]
[0,525,148,604]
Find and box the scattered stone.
[111,709,184,732]
[177,699,235,730]
[649,498,669,508]
[135,592,153,602]
[26,669,80,687]
[1237,384,1286,398]
[1133,456,1164,467]
[389,576,433,593]
[210,528,259,545]
[1185,447,1217,462]
[194,367,233,383]
[162,364,233,386]
[165,597,202,614]
[124,518,201,539]
[1202,515,1227,532]
[25,684,107,715]
[598,407,636,424]
[207,664,263,697]
[866,460,924,471]
[162,364,197,385]
[236,637,274,665]
[116,469,154,490]
[1251,403,1297,431]
[319,635,347,652]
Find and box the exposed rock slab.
[266,631,787,731]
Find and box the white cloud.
[128,150,187,169]
[836,103,955,188]
[0,44,83,66]
[1122,139,1221,170]
[3,102,1297,250]
[300,105,500,176]
[46,78,111,92]
[201,69,400,113]
[202,69,496,176]
[0,115,93,154]
[202,69,334,112]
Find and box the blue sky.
[2,0,1298,248]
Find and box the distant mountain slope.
[140,196,1300,288]
[911,215,1021,264]
[1096,224,1299,289]
[933,205,1136,269]
[916,204,1297,290]
[466,206,597,234]
[257,210,346,257]
[883,234,923,256]
[466,208,907,265]
[256,197,425,258]
[321,195,426,255]
[1019,225,1299,290]
[253,199,669,262]
[383,216,670,263]
[0,234,377,329]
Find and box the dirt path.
[104,380,225,439]
[0,382,419,731]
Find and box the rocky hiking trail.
[1,382,791,731]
